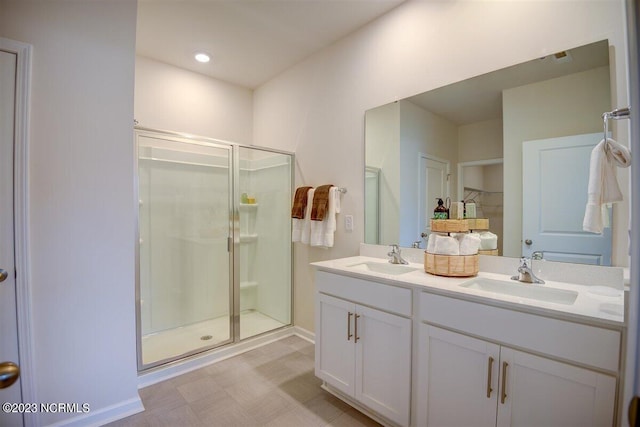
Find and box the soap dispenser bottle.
[433,198,448,219]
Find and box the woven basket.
[478,249,499,256]
[467,218,489,230]
[424,252,478,277]
[430,219,469,233]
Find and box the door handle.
[347,312,353,341]
[524,239,533,246]
[486,356,494,398]
[501,361,508,404]
[0,269,8,282]
[354,314,360,343]
[0,362,20,389]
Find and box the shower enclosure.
[135,129,293,370]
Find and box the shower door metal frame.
[134,127,294,372]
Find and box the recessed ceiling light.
[195,53,210,63]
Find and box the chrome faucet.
[511,255,545,284]
[388,244,409,265]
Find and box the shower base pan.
[141,310,286,365]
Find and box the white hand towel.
[310,187,341,248]
[457,233,481,255]
[300,188,315,245]
[433,235,459,255]
[583,138,632,233]
[479,231,498,250]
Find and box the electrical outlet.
[345,215,354,231]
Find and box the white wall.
[253,0,629,332]
[0,0,141,425]
[458,119,503,163]
[135,56,253,144]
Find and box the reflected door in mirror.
[522,133,612,265]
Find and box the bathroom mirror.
[365,39,623,265]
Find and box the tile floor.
[107,336,381,426]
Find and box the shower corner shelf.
[240,280,258,290]
[240,203,259,209]
[240,233,258,243]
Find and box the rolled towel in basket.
[433,235,459,255]
[479,231,498,250]
[457,233,481,255]
[426,233,437,253]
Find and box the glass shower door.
[137,131,233,368]
[237,147,292,340]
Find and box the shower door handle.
[227,237,232,252]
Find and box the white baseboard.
[292,325,315,343]
[44,396,144,427]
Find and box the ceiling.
[136,0,405,89]
[407,40,610,125]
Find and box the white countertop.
[311,255,625,327]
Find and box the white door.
[497,347,616,427]
[419,155,449,238]
[315,294,356,396]
[417,325,499,427]
[522,133,612,265]
[0,48,23,427]
[355,305,411,427]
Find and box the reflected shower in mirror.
[364,39,622,265]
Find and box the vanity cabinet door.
[496,347,616,427]
[355,304,411,427]
[315,293,356,397]
[316,291,412,427]
[417,325,499,427]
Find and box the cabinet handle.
[501,361,508,404]
[354,314,361,343]
[486,356,494,398]
[347,312,353,341]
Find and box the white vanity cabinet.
[315,271,412,427]
[418,293,619,427]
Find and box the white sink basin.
[460,277,578,305]
[347,261,419,275]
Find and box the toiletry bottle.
[465,201,476,218]
[434,198,448,219]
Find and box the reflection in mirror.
[458,158,504,255]
[365,40,621,265]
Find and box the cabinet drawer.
[316,271,412,316]
[420,292,620,372]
